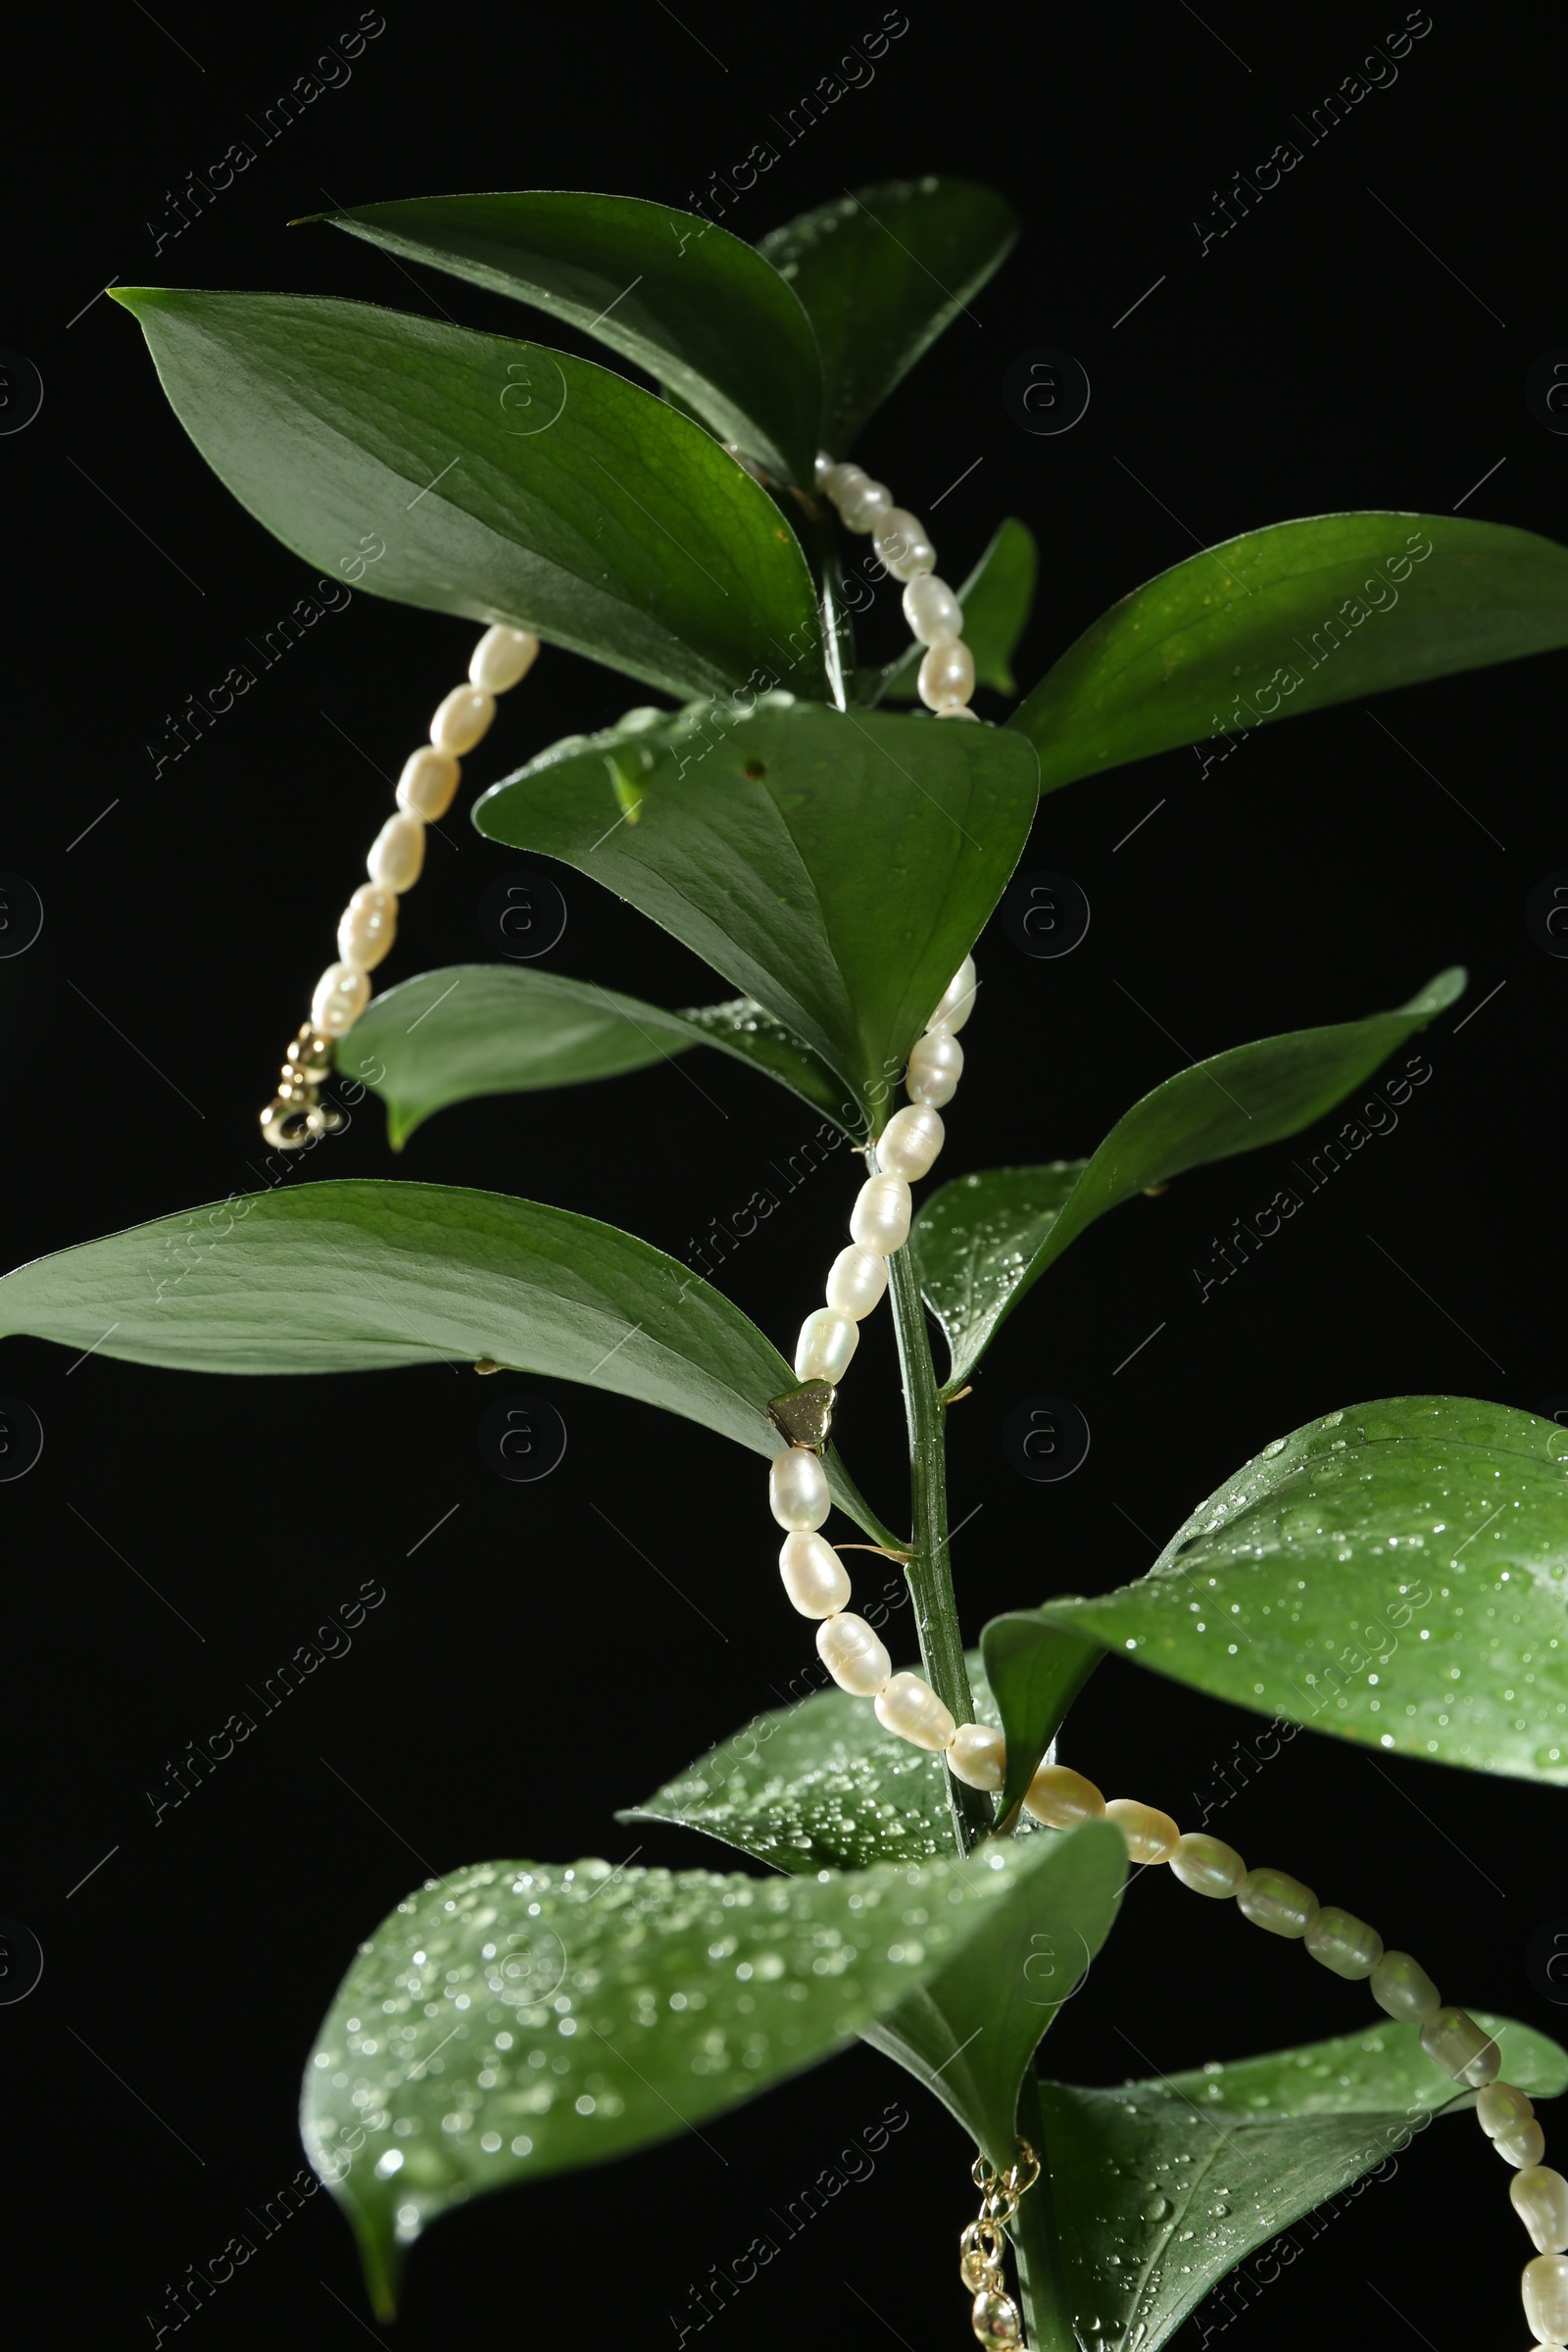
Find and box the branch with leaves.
[8,176,1568,2349]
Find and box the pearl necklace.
[781,456,1568,2352]
[251,452,1564,2351]
[260,623,541,1148]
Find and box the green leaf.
[113,289,825,703]
[1041,2013,1568,2352]
[302,1839,1096,2315]
[341,967,849,1149]
[758,177,1017,449]
[318,190,822,487]
[1041,1396,1568,1782]
[871,518,1038,703]
[863,1822,1127,2165]
[980,1614,1104,1820]
[910,969,1464,1390]
[473,696,1039,1125]
[626,1649,1030,1873]
[0,1180,884,1532]
[1012,512,1568,794]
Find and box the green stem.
[884,1199,991,1858]
[1011,2072,1075,2352]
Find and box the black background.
[3,1,1566,2344]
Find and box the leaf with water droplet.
[625,1650,1017,1872]
[304,1837,1113,2315]
[1042,2012,1567,2352]
[1043,1396,1568,1782]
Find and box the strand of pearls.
[813,451,979,716]
[1004,1764,1568,2350]
[260,624,541,1148]
[767,951,994,1762]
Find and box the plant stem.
[1011,2071,1075,2352]
[884,1201,991,1858]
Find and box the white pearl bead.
[778,1530,851,1617]
[927,956,977,1036]
[816,1612,891,1695]
[1370,1950,1441,2023]
[396,745,461,822]
[1500,2123,1551,2170]
[1237,1867,1319,1938]
[1482,2083,1538,2139]
[430,684,496,755]
[918,640,977,712]
[768,1446,830,1531]
[794,1307,859,1384]
[874,1671,956,1751]
[1420,2006,1499,2086]
[948,1723,1005,1791]
[1303,1907,1383,1980]
[877,1104,945,1181]
[368,812,425,893]
[1023,1763,1105,1829]
[903,573,963,645]
[1523,2251,1568,2343]
[469,625,539,693]
[311,960,369,1037]
[872,508,936,581]
[906,1030,964,1107]
[813,451,835,485]
[1168,1833,1246,1897]
[1515,2171,1568,2256]
[825,1245,889,1320]
[838,476,893,534]
[337,884,398,972]
[822,462,866,505]
[934,705,981,720]
[849,1174,912,1255]
[1104,1798,1180,1864]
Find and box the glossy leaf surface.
[303,1841,1089,2312]
[863,1822,1127,2165]
[758,177,1017,447]
[319,190,822,485]
[911,969,1463,1389]
[474,696,1039,1124]
[115,289,824,701]
[1012,512,1568,793]
[626,1651,1014,1873]
[980,1613,1104,1818]
[1041,2013,1568,2352]
[1042,1397,1568,1781]
[873,517,1038,703]
[0,1182,882,1528]
[342,968,848,1147]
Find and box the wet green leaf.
[1042,1396,1568,1782]
[872,518,1038,703]
[758,177,1017,448]
[473,696,1039,1125]
[318,189,822,484]
[910,970,1463,1389]
[302,1839,1093,2313]
[1041,2013,1568,2352]
[113,289,824,702]
[1012,512,1568,794]
[980,1614,1104,1819]
[863,1822,1127,2166]
[625,1651,1013,1874]
[0,1181,885,1532]
[342,967,849,1148]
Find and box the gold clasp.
[260,1024,341,1150]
